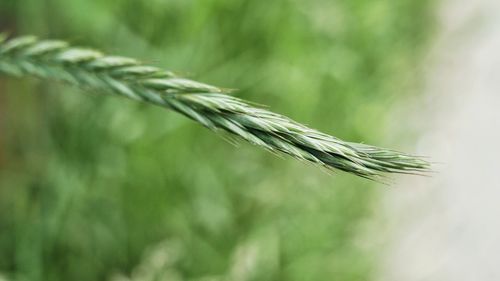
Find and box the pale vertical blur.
[379,0,500,280]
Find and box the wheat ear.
[0,34,430,180]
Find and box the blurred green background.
[0,0,434,280]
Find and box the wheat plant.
[0,34,429,180]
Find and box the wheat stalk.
[0,34,430,180]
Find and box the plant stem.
[0,34,430,180]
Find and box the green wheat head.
[0,34,430,180]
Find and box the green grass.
[0,0,434,280]
[0,35,429,180]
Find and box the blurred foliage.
[0,0,434,280]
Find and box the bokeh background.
[0,0,435,280]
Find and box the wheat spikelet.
[0,34,430,180]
